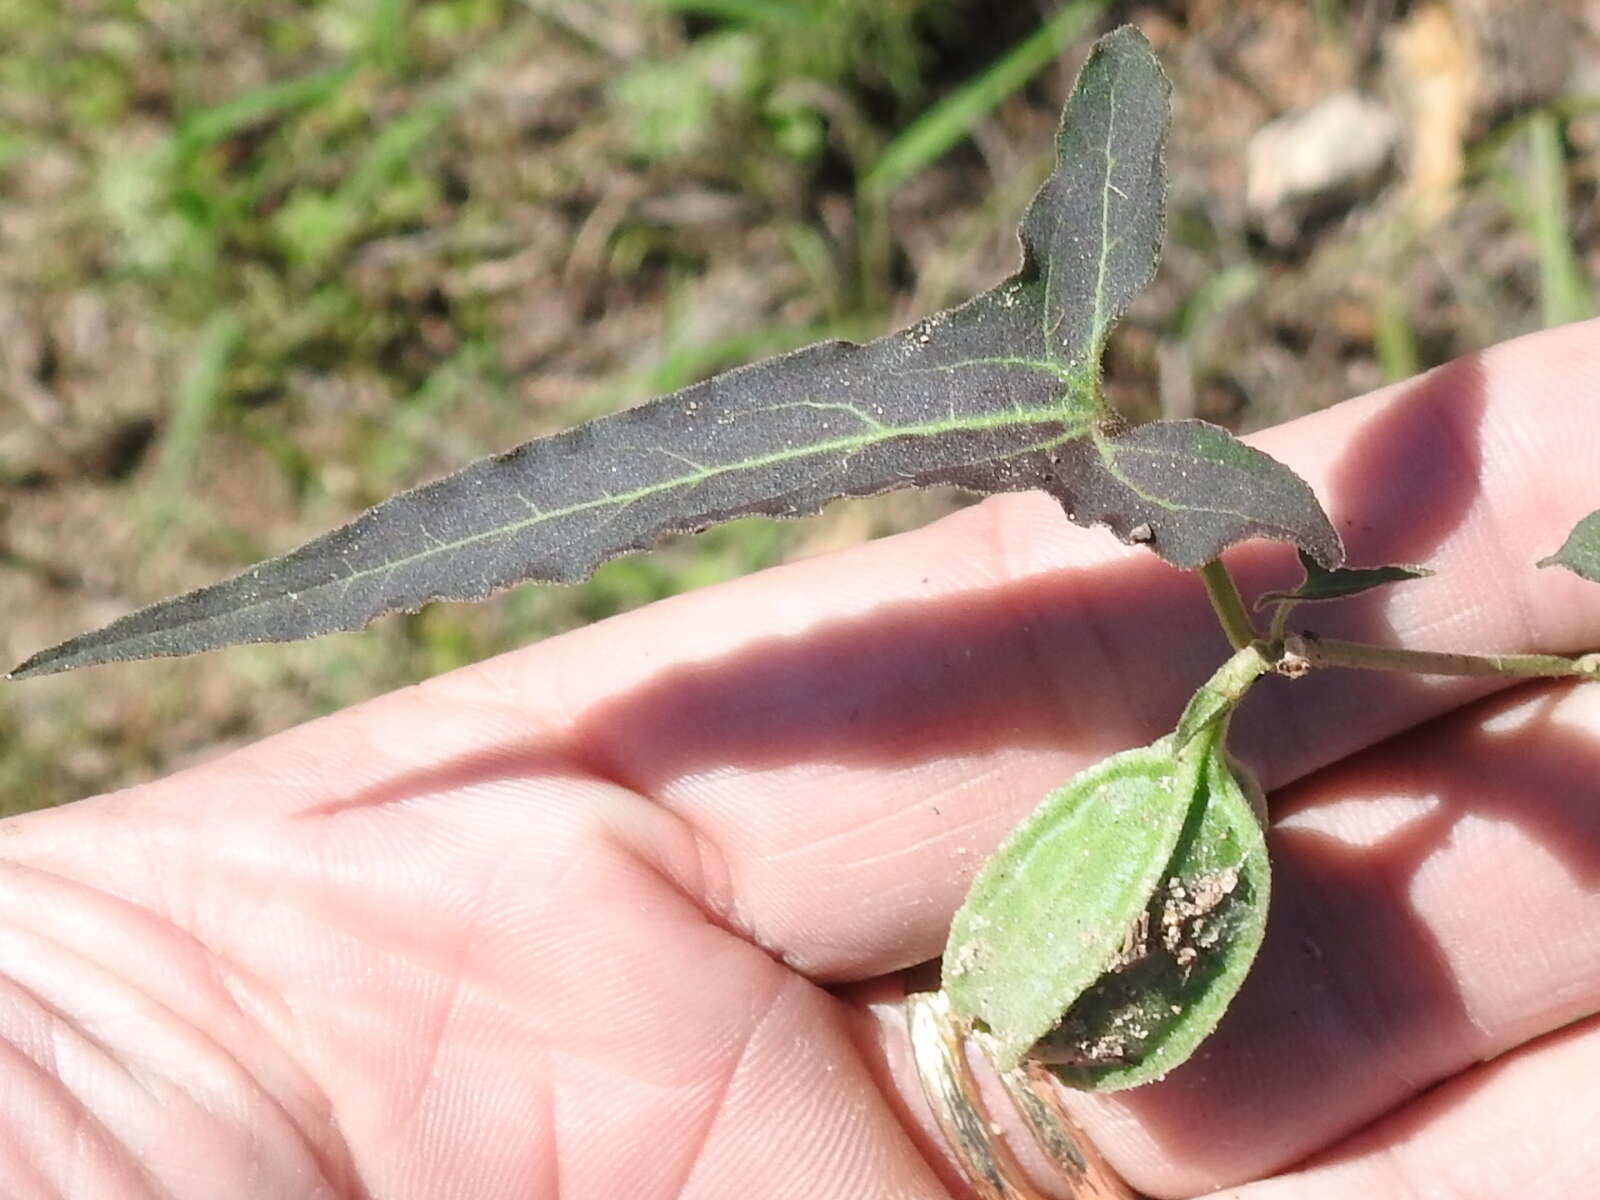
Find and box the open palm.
[6,320,1600,1199]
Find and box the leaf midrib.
[225,401,1098,620]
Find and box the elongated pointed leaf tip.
[1020,23,1169,373]
[10,639,146,680]
[9,641,77,679]
[8,588,272,679]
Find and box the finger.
[1197,1015,1600,1200]
[1063,677,1600,1198]
[0,769,960,1198]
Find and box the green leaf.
[8,26,1341,678]
[1538,510,1600,583]
[942,741,1201,1071]
[1034,744,1270,1091]
[944,645,1273,1078]
[1255,549,1432,610]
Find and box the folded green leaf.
[1538,510,1600,583]
[9,26,1340,679]
[1034,744,1270,1091]
[944,642,1272,1078]
[942,741,1201,1071]
[1255,549,1431,610]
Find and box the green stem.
[1266,597,1294,644]
[1283,635,1600,680]
[1173,642,1270,752]
[1199,559,1257,651]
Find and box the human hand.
[4,320,1600,1199]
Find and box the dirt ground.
[3,0,1598,811]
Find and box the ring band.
[906,989,1141,1200]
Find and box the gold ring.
[905,989,1142,1200]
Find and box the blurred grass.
[0,0,1012,810]
[1372,283,1420,383]
[146,310,245,532]
[862,0,1106,197]
[1,1,1597,812]
[1521,111,1597,326]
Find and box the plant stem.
[1199,559,1257,651]
[1174,642,1270,751]
[1284,635,1600,680]
[1266,597,1294,645]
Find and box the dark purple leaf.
[10,27,1341,678]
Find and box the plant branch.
[1200,559,1257,651]
[1173,642,1270,751]
[1283,635,1600,680]
[1266,597,1295,644]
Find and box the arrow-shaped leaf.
[1538,509,1600,583]
[10,26,1340,679]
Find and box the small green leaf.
[1255,549,1432,610]
[1538,510,1600,583]
[1034,745,1270,1091]
[942,742,1201,1071]
[944,647,1273,1078]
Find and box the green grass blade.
[1524,110,1595,327]
[175,66,353,161]
[368,0,411,72]
[862,1,1110,197]
[1373,283,1419,382]
[147,311,245,527]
